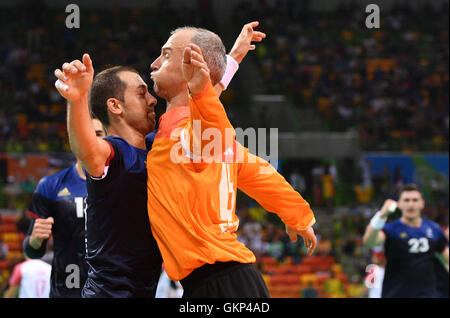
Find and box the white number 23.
[408,238,429,253]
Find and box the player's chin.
[145,118,156,133]
[405,209,419,217]
[152,83,163,97]
[149,120,156,131]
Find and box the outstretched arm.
[54,54,111,177]
[363,199,396,248]
[236,144,317,255]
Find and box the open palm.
[182,44,210,95]
[54,54,94,101]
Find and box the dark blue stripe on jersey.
[146,130,157,151]
[84,136,162,298]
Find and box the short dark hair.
[398,183,423,198]
[88,66,139,126]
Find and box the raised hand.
[229,21,266,64]
[380,199,398,218]
[182,44,211,95]
[29,217,54,249]
[54,53,94,102]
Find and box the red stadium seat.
[336,273,349,284]
[19,233,26,245]
[292,264,314,274]
[6,242,21,251]
[0,224,18,233]
[0,260,10,270]
[322,256,335,265]
[0,215,16,224]
[270,274,301,286]
[260,256,277,266]
[1,232,20,243]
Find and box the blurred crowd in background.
[0,1,448,152]
[233,0,449,151]
[0,0,448,298]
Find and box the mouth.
[148,110,156,121]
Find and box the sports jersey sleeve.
[236,143,316,231]
[88,137,137,182]
[381,222,393,238]
[186,81,235,162]
[28,177,54,219]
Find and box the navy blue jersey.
[433,234,449,298]
[27,165,88,298]
[433,254,449,298]
[381,218,447,298]
[83,136,162,298]
[145,130,157,150]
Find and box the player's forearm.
[237,150,315,230]
[213,83,224,97]
[67,97,99,160]
[189,82,235,156]
[363,226,381,248]
[3,286,19,298]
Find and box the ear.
[106,98,123,116]
[420,198,425,210]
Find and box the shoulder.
[423,218,445,236]
[422,218,441,230]
[104,136,129,148]
[383,219,401,234]
[35,166,73,200]
[9,261,26,285]
[104,136,136,157]
[101,136,145,172]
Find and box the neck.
[106,123,147,150]
[165,90,190,113]
[75,160,86,180]
[400,215,422,228]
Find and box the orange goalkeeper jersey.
[146,82,315,281]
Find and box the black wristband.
[23,236,47,259]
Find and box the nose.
[151,57,160,72]
[147,93,157,107]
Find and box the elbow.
[80,154,107,178]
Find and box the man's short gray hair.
[172,27,227,86]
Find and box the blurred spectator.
[301,282,318,298]
[233,0,449,152]
[3,257,51,298]
[323,271,346,298]
[316,234,333,257]
[289,168,306,193]
[0,238,9,260]
[364,247,386,298]
[322,164,336,211]
[354,159,374,204]
[312,164,324,206]
[265,228,285,261]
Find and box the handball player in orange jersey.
[147,22,317,297]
